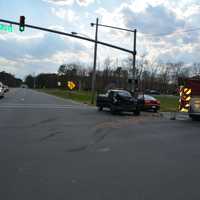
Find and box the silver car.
[0,82,4,98]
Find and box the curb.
[160,112,189,120]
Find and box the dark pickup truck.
[96,89,141,115]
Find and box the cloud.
[156,43,200,63]
[0,28,90,78]
[0,31,45,42]
[121,4,185,34]
[43,0,74,6]
[43,0,94,6]
[51,7,79,22]
[0,57,24,77]
[0,29,87,62]
[51,7,67,19]
[76,0,94,6]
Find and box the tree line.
[0,71,22,87]
[25,56,200,94]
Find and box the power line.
[140,27,200,38]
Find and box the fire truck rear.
[179,77,200,120]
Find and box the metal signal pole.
[90,22,137,93]
[132,29,137,93]
[91,18,99,104]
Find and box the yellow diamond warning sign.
[67,81,76,90]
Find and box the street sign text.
[0,24,13,32]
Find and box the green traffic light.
[19,16,25,32]
[19,26,25,32]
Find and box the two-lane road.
[1,88,200,200]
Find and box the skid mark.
[31,117,57,127]
[66,145,88,152]
[39,131,62,142]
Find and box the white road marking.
[0,103,94,110]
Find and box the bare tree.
[191,63,200,76]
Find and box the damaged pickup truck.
[96,89,141,115]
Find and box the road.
[0,88,200,200]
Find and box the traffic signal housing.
[19,16,25,32]
[179,86,192,112]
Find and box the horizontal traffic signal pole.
[91,22,135,33]
[0,18,134,54]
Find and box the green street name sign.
[0,23,13,32]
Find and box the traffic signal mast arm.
[0,18,133,54]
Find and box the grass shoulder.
[37,88,94,105]
[153,95,179,112]
[37,89,179,112]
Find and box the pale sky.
[0,0,200,78]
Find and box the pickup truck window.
[108,91,114,98]
[117,91,132,97]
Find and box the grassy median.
[37,88,179,112]
[153,95,179,112]
[37,88,93,105]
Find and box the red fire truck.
[179,76,200,120]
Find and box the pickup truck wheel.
[133,109,140,116]
[110,106,116,114]
[190,115,200,121]
[98,107,103,111]
[153,108,158,113]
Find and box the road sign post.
[91,18,99,105]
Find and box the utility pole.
[132,29,137,93]
[33,73,36,89]
[90,21,137,94]
[34,77,36,89]
[91,18,99,104]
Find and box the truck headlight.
[113,97,117,103]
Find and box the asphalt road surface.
[0,88,200,200]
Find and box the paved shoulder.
[1,88,89,107]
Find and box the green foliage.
[154,95,179,112]
[25,75,34,88]
[38,89,93,104]
[0,71,22,87]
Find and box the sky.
[0,0,200,78]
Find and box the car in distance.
[21,84,28,88]
[138,94,160,112]
[96,89,141,115]
[0,82,4,98]
[145,89,160,95]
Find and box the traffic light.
[19,16,25,32]
[179,86,192,112]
